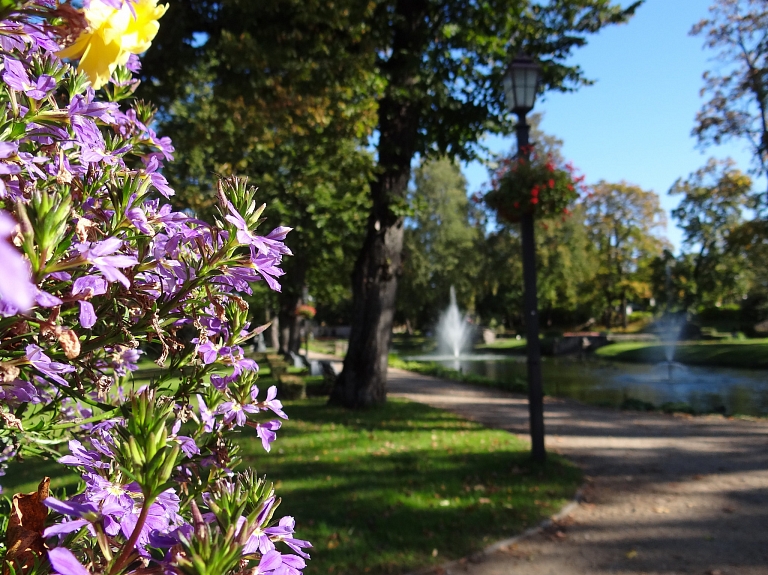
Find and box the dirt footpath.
[387,367,768,575]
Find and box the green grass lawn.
[3,398,580,575]
[306,339,338,356]
[596,339,768,369]
[476,338,527,353]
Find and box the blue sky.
[462,0,757,253]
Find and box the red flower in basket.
[483,146,582,224]
[296,304,316,319]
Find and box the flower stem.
[109,496,153,575]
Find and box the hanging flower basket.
[484,146,583,223]
[296,304,317,319]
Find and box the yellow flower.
[58,0,168,89]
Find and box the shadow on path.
[387,367,768,575]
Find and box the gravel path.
[386,367,768,575]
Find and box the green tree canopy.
[670,158,752,309]
[397,158,482,331]
[141,0,642,406]
[584,181,668,327]
[138,0,377,353]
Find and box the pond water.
[404,354,768,416]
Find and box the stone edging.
[402,488,584,575]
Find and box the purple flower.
[255,386,288,419]
[35,288,62,308]
[0,142,21,179]
[47,548,89,575]
[69,88,119,122]
[175,435,200,457]
[125,53,141,73]
[76,238,138,288]
[72,275,108,329]
[196,394,215,432]
[210,371,237,391]
[197,341,218,365]
[43,497,100,537]
[112,346,141,376]
[251,250,287,292]
[58,439,110,471]
[256,420,282,452]
[26,344,75,386]
[2,57,55,99]
[253,550,306,575]
[225,202,292,257]
[0,378,39,406]
[241,518,274,555]
[265,516,312,559]
[126,206,153,234]
[119,487,183,552]
[144,156,174,198]
[70,114,126,165]
[149,131,174,161]
[215,400,258,427]
[0,210,35,311]
[219,345,258,374]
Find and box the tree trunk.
[267,309,280,350]
[329,0,428,408]
[621,291,628,329]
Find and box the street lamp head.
[504,53,541,116]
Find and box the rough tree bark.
[329,0,429,408]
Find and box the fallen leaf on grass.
[626,549,638,559]
[478,497,491,504]
[653,506,670,514]
[3,478,50,575]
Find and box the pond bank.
[595,339,768,369]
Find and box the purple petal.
[44,518,89,538]
[78,301,96,329]
[48,548,90,575]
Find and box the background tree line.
[136,0,768,407]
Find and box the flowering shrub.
[294,305,315,320]
[0,2,310,575]
[484,145,584,223]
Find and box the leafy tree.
[137,1,376,353]
[691,0,768,190]
[584,182,668,327]
[141,0,641,406]
[330,0,641,407]
[535,205,598,327]
[475,205,597,331]
[397,158,482,331]
[670,158,752,308]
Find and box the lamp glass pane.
[513,67,536,109]
[503,74,515,110]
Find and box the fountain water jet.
[658,315,684,380]
[436,287,473,358]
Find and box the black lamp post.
[504,53,546,462]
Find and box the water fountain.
[657,315,683,379]
[436,286,473,358]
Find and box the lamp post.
[503,53,546,462]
